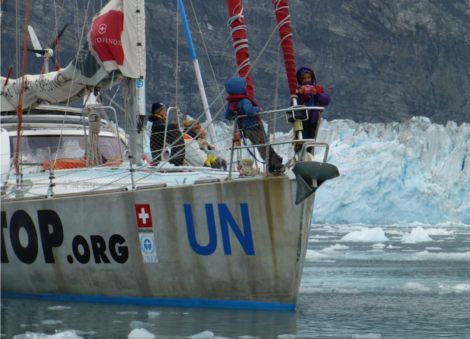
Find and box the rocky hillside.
[2,0,470,127]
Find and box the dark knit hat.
[152,102,166,114]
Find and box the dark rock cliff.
[2,0,469,127]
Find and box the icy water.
[2,223,470,339]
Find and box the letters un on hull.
[1,177,314,309]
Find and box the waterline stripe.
[1,293,296,311]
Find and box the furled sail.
[272,0,297,101]
[226,0,255,99]
[0,0,146,112]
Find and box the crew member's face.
[160,108,167,118]
[302,72,312,84]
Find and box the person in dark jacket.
[225,77,283,173]
[148,102,185,166]
[296,65,331,144]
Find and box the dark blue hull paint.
[1,293,296,311]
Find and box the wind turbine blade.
[28,25,44,56]
[24,48,47,56]
[50,55,60,71]
[58,24,68,40]
[50,24,68,50]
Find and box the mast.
[178,0,219,151]
[272,0,298,105]
[226,0,254,99]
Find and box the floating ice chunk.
[20,324,30,327]
[277,335,296,339]
[128,329,155,339]
[183,312,189,315]
[340,228,389,242]
[239,336,260,339]
[402,241,416,244]
[117,311,138,314]
[453,284,470,293]
[190,331,215,338]
[372,243,386,249]
[439,283,470,294]
[48,306,71,310]
[308,239,320,242]
[113,321,122,323]
[401,227,432,242]
[425,228,453,236]
[41,320,64,325]
[13,331,84,339]
[305,250,327,261]
[425,247,442,251]
[402,282,430,292]
[321,244,349,252]
[386,245,401,249]
[148,311,160,318]
[130,321,154,329]
[351,334,381,339]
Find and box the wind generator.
[24,24,67,74]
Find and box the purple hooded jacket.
[295,65,330,124]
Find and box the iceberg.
[401,227,433,242]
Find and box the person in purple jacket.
[296,65,331,147]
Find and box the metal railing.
[1,105,331,200]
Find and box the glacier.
[312,117,470,225]
[144,116,470,225]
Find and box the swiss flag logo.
[135,204,153,228]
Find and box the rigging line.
[273,45,282,141]
[174,0,179,108]
[50,0,67,48]
[14,0,32,177]
[15,0,19,78]
[53,0,93,164]
[188,0,224,107]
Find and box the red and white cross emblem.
[135,204,153,228]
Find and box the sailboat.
[1,0,339,310]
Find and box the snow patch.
[148,311,160,318]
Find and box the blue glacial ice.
[312,117,470,225]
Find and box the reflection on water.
[2,223,470,338]
[1,300,297,338]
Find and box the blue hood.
[225,77,247,95]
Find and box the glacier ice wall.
[312,117,470,225]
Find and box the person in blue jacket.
[225,77,283,173]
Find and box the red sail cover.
[88,0,146,79]
[226,0,254,99]
[272,0,297,99]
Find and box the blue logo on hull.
[184,203,255,256]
